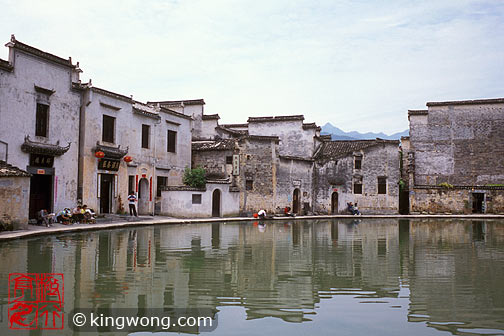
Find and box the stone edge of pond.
[1,214,504,242]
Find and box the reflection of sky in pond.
[0,219,503,335]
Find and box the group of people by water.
[37,205,96,227]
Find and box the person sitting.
[347,202,361,216]
[258,209,267,219]
[82,205,96,224]
[56,208,71,225]
[284,206,295,217]
[72,205,84,224]
[38,209,52,227]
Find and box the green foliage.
[486,184,504,187]
[438,182,454,189]
[399,179,406,190]
[183,167,206,188]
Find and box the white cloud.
[1,0,502,134]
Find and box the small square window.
[378,177,387,194]
[354,183,363,194]
[226,156,233,164]
[246,180,253,191]
[354,157,362,170]
[142,124,150,149]
[35,103,49,137]
[192,194,202,204]
[157,176,167,197]
[167,130,177,153]
[102,115,115,143]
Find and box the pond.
[1,219,504,335]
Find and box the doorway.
[29,174,53,219]
[292,188,300,214]
[100,174,114,214]
[212,189,221,217]
[138,178,149,215]
[472,193,485,213]
[331,192,338,214]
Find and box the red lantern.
[94,151,105,159]
[124,156,133,163]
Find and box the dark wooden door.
[100,174,114,213]
[293,189,300,214]
[29,174,53,219]
[212,189,221,217]
[331,192,338,214]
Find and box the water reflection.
[0,219,503,335]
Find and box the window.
[354,176,363,194]
[378,177,387,194]
[142,124,150,149]
[157,176,167,197]
[354,156,362,170]
[192,194,202,204]
[246,180,253,191]
[102,115,115,143]
[128,175,135,194]
[226,156,233,164]
[35,103,49,137]
[167,130,177,153]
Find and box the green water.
[1,219,504,335]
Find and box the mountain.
[321,123,409,140]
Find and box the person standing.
[128,191,138,217]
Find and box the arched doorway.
[331,192,338,214]
[212,189,221,217]
[138,178,149,215]
[292,188,300,214]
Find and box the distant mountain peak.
[321,122,408,140]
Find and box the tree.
[183,167,206,188]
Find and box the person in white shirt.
[128,191,138,217]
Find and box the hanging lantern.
[124,156,133,163]
[94,151,105,159]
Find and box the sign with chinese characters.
[8,273,64,330]
[30,154,54,168]
[232,154,240,176]
[98,159,120,171]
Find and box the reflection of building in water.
[406,219,504,334]
[3,220,503,333]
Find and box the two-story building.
[407,98,504,214]
[0,35,82,220]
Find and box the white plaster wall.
[248,120,315,158]
[0,49,81,212]
[161,184,240,218]
[81,89,193,214]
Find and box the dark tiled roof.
[8,35,76,69]
[221,123,248,128]
[426,98,504,107]
[315,139,399,160]
[149,99,205,106]
[247,115,305,123]
[0,58,13,72]
[246,135,280,142]
[21,136,71,156]
[133,107,161,120]
[192,139,236,151]
[202,114,220,120]
[302,123,320,130]
[408,109,428,116]
[215,126,247,136]
[0,160,31,177]
[162,185,206,191]
[94,143,128,159]
[279,155,314,162]
[92,87,133,103]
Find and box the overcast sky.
[1,0,503,134]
